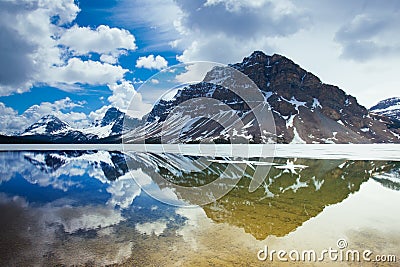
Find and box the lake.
[0,147,399,266]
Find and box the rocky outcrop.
[230,51,399,143]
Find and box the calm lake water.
[0,150,399,266]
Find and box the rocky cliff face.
[136,80,264,143]
[127,51,400,144]
[230,51,399,143]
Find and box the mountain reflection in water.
[0,151,399,266]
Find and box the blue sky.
[0,0,400,134]
[0,0,179,110]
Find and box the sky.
[0,0,399,134]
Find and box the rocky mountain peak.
[226,51,389,143]
[23,114,70,135]
[101,107,124,127]
[132,50,400,144]
[244,50,269,63]
[233,51,322,93]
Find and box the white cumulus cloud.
[0,0,136,96]
[136,55,168,70]
[44,58,128,86]
[60,24,137,63]
[89,105,112,123]
[107,80,152,118]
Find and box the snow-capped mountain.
[22,115,95,143]
[370,97,400,127]
[125,80,271,143]
[17,107,141,143]
[5,51,400,144]
[81,107,126,139]
[124,51,400,144]
[23,115,69,135]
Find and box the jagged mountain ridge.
[129,80,270,143]
[23,115,69,135]
[16,107,141,143]
[370,97,400,118]
[4,51,400,144]
[125,51,400,144]
[22,115,95,143]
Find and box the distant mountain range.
[1,51,399,144]
[369,97,400,129]
[0,107,141,144]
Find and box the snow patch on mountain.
[22,115,70,136]
[370,97,400,122]
[81,124,114,139]
[290,127,306,144]
[311,98,322,110]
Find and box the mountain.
[101,107,142,136]
[81,107,127,139]
[85,107,142,142]
[23,115,69,135]
[126,80,270,143]
[370,97,400,119]
[370,97,400,129]
[5,51,400,144]
[21,115,94,143]
[6,107,140,144]
[124,51,400,144]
